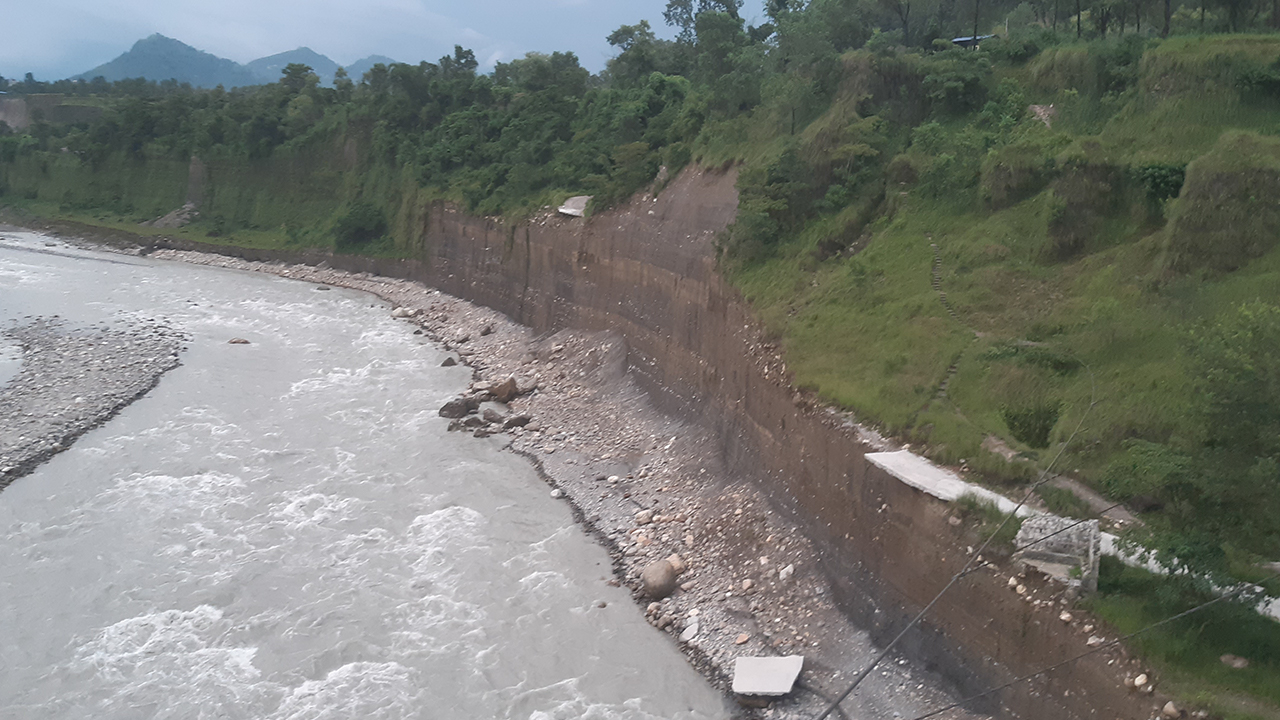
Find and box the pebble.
[550,488,565,499]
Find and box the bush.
[1100,438,1190,501]
[1001,400,1061,448]
[919,48,992,116]
[332,201,388,248]
[1131,163,1186,201]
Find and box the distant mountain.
[344,55,399,82]
[74,34,261,88]
[246,47,339,85]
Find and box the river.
[0,230,728,719]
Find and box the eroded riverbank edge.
[1,162,1169,719]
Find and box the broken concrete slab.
[1015,515,1101,592]
[557,195,591,217]
[732,655,804,696]
[866,450,1037,517]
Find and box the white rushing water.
[0,232,728,720]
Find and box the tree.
[607,21,660,86]
[881,0,916,43]
[440,45,478,78]
[334,67,353,103]
[693,11,763,115]
[664,0,745,41]
[1192,303,1280,462]
[280,63,319,94]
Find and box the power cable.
[814,367,1098,720]
[907,571,1280,720]
[956,502,1125,581]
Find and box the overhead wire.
[955,502,1126,581]
[813,366,1099,720]
[907,570,1280,720]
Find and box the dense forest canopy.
[4,0,1280,594]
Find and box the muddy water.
[0,232,728,719]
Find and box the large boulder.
[438,396,479,419]
[489,376,520,403]
[641,559,680,599]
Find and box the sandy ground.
[132,246,982,720]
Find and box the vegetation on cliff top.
[4,4,1280,711]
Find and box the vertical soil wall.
[146,166,1151,720]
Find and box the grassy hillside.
[713,38,1280,549]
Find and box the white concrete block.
[732,655,804,696]
[557,196,591,217]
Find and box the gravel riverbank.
[0,317,184,490]
[135,245,978,720]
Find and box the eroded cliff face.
[148,167,1150,720]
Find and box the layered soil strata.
[0,317,184,490]
[17,164,1166,719]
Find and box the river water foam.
[0,232,727,719]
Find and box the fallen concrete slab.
[557,195,591,217]
[866,450,1037,517]
[732,655,804,696]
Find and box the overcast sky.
[2,0,770,82]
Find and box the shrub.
[1131,163,1186,201]
[332,201,388,248]
[884,153,919,186]
[919,48,992,116]
[1100,438,1190,501]
[1001,400,1061,448]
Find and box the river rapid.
[0,231,728,719]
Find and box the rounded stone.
[640,558,679,599]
